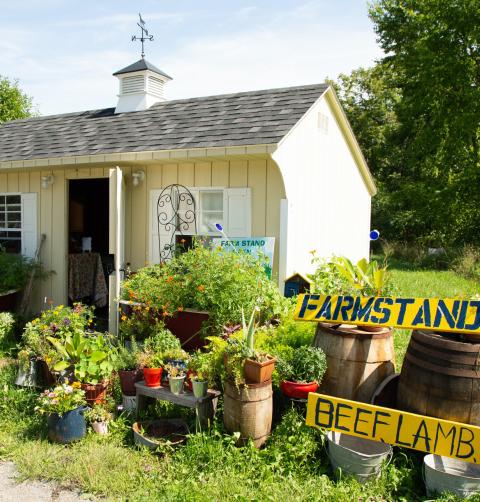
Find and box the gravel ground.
[0,462,94,501]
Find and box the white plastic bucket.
[122,394,137,412]
[424,454,480,498]
[327,431,392,483]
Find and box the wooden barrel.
[397,330,480,425]
[314,323,395,403]
[223,380,272,448]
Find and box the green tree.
[0,76,34,123]
[368,0,480,245]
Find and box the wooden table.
[135,381,221,430]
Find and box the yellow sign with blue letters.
[294,294,480,335]
[306,393,480,463]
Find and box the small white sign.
[211,237,275,278]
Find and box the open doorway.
[68,178,112,329]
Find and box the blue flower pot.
[47,406,87,444]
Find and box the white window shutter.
[21,193,37,258]
[224,188,252,236]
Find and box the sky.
[1,1,383,116]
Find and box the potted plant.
[49,331,117,404]
[138,349,163,387]
[277,345,327,399]
[189,351,215,398]
[120,245,288,348]
[35,382,87,443]
[241,307,276,384]
[85,402,112,435]
[165,364,185,395]
[0,247,42,311]
[115,339,143,396]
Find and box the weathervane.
[131,13,154,59]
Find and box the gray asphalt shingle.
[0,83,328,162]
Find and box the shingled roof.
[0,83,328,162]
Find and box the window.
[149,187,251,263]
[0,193,37,257]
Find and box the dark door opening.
[68,178,111,328]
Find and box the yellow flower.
[121,315,127,321]
[72,382,81,389]
[198,285,205,293]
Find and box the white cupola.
[113,59,172,114]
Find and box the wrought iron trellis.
[156,184,197,262]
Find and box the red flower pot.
[143,367,163,388]
[280,380,318,399]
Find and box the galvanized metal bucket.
[327,431,392,483]
[424,454,480,498]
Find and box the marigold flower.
[121,315,127,321]
[198,285,205,292]
[178,306,184,312]
[166,276,174,283]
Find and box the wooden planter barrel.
[397,330,480,425]
[223,380,272,448]
[314,323,395,403]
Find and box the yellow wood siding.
[0,159,285,312]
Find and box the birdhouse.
[284,273,311,298]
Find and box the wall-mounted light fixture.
[41,175,55,189]
[132,170,145,187]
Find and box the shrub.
[0,312,15,345]
[452,245,480,280]
[276,346,327,383]
[122,245,288,336]
[0,247,46,294]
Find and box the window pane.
[6,195,20,204]
[200,212,223,234]
[201,192,223,211]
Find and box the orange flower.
[121,315,127,321]
[180,238,186,244]
[198,285,205,293]
[178,306,184,312]
[128,290,135,299]
[166,276,174,283]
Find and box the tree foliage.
[336,1,480,246]
[0,76,34,123]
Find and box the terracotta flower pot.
[243,356,276,384]
[81,382,109,405]
[280,380,319,399]
[118,369,144,396]
[143,367,163,387]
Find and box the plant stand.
[134,381,220,431]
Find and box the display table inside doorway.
[134,381,220,430]
[68,252,107,307]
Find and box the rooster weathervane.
[132,13,154,59]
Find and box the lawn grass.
[389,266,480,368]
[1,264,477,501]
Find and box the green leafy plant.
[35,382,85,416]
[0,312,15,346]
[144,322,181,355]
[47,332,117,385]
[0,247,42,294]
[309,254,395,297]
[189,351,216,384]
[84,402,113,423]
[137,348,163,369]
[122,245,288,336]
[276,346,327,384]
[115,338,142,371]
[21,303,94,365]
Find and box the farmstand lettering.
[294,294,480,335]
[306,393,480,464]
